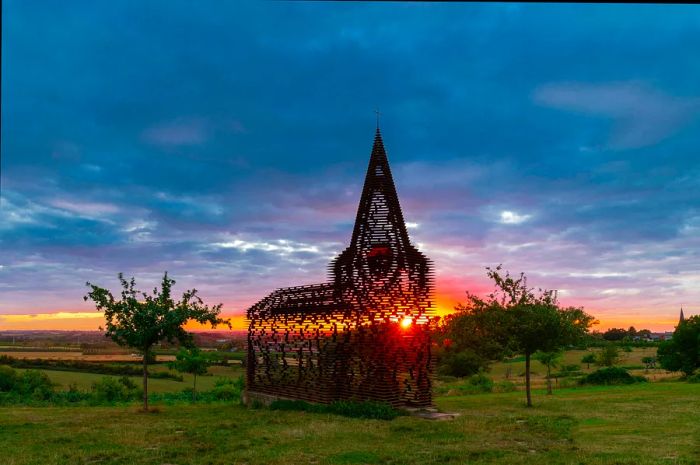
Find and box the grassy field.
[1,382,698,465]
[1,347,697,464]
[2,347,669,393]
[473,347,676,390]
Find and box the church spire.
[679,307,685,325]
[348,127,410,249]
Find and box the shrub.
[438,350,486,378]
[118,375,138,390]
[0,365,17,391]
[686,373,700,383]
[63,382,90,403]
[579,367,647,386]
[467,373,494,393]
[91,376,142,403]
[15,370,55,400]
[211,376,244,401]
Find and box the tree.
[534,350,563,395]
[602,328,628,341]
[657,316,700,376]
[596,344,621,367]
[453,266,596,407]
[84,272,230,411]
[169,347,211,402]
[434,304,510,377]
[581,353,597,369]
[641,356,656,372]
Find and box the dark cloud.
[2,2,699,327]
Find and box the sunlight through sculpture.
[246,129,435,407]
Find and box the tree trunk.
[525,352,532,407]
[142,351,149,411]
[546,364,552,395]
[193,373,197,403]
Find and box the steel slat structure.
[246,129,435,407]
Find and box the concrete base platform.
[243,390,302,406]
[244,391,459,420]
[402,406,460,420]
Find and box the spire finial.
[374,108,381,130]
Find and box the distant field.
[1,347,677,393]
[475,347,677,391]
[1,382,698,464]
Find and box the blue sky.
[2,2,699,330]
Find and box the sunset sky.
[2,2,699,332]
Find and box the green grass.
[1,382,698,464]
[1,348,697,464]
[488,348,666,387]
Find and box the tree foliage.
[579,367,647,386]
[434,302,508,377]
[657,316,700,376]
[581,353,597,369]
[641,356,657,370]
[596,344,621,367]
[439,265,597,406]
[602,328,629,341]
[84,272,229,410]
[534,350,563,395]
[169,347,211,401]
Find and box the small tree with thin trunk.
[535,350,563,395]
[84,272,230,411]
[641,356,656,372]
[462,266,596,407]
[581,353,596,370]
[597,344,621,367]
[169,347,210,402]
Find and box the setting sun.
[400,317,413,329]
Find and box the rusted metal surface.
[247,129,435,407]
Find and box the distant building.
[648,332,674,342]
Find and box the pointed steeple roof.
[348,128,411,248]
[679,307,685,324]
